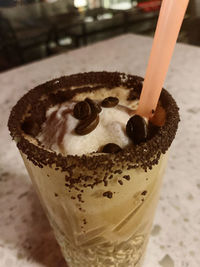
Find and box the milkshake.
[8,72,179,266]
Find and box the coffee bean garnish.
[102,143,122,153]
[101,97,119,108]
[73,101,91,120]
[126,115,148,145]
[21,118,40,136]
[75,113,99,135]
[85,98,102,114]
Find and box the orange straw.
[137,0,189,118]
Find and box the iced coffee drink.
[8,72,179,266]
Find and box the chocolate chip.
[75,113,99,135]
[73,101,91,120]
[85,98,102,113]
[126,115,147,145]
[102,143,122,153]
[21,118,40,136]
[101,97,119,107]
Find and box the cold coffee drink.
[8,72,179,266]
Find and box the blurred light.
[110,2,132,10]
[133,1,138,7]
[59,37,72,46]
[74,0,87,7]
[84,16,94,22]
[97,13,113,20]
[44,0,58,2]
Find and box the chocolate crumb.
[103,191,113,199]
[54,193,58,197]
[65,175,70,182]
[123,175,130,180]
[114,170,122,174]
[77,194,84,203]
[103,180,108,186]
[83,219,87,224]
[141,190,147,196]
[118,180,123,185]
[71,196,76,200]
[74,186,80,191]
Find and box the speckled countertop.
[0,34,200,267]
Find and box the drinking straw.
[137,0,189,118]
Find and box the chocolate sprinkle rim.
[8,71,180,173]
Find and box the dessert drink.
[8,72,179,266]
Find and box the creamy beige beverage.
[8,72,180,267]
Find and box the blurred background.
[0,0,199,72]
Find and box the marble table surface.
[0,33,200,267]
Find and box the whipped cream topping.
[37,101,137,156]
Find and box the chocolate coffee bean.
[102,143,122,153]
[101,97,119,108]
[21,118,40,136]
[73,101,91,120]
[75,113,99,135]
[85,98,102,114]
[126,115,147,145]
